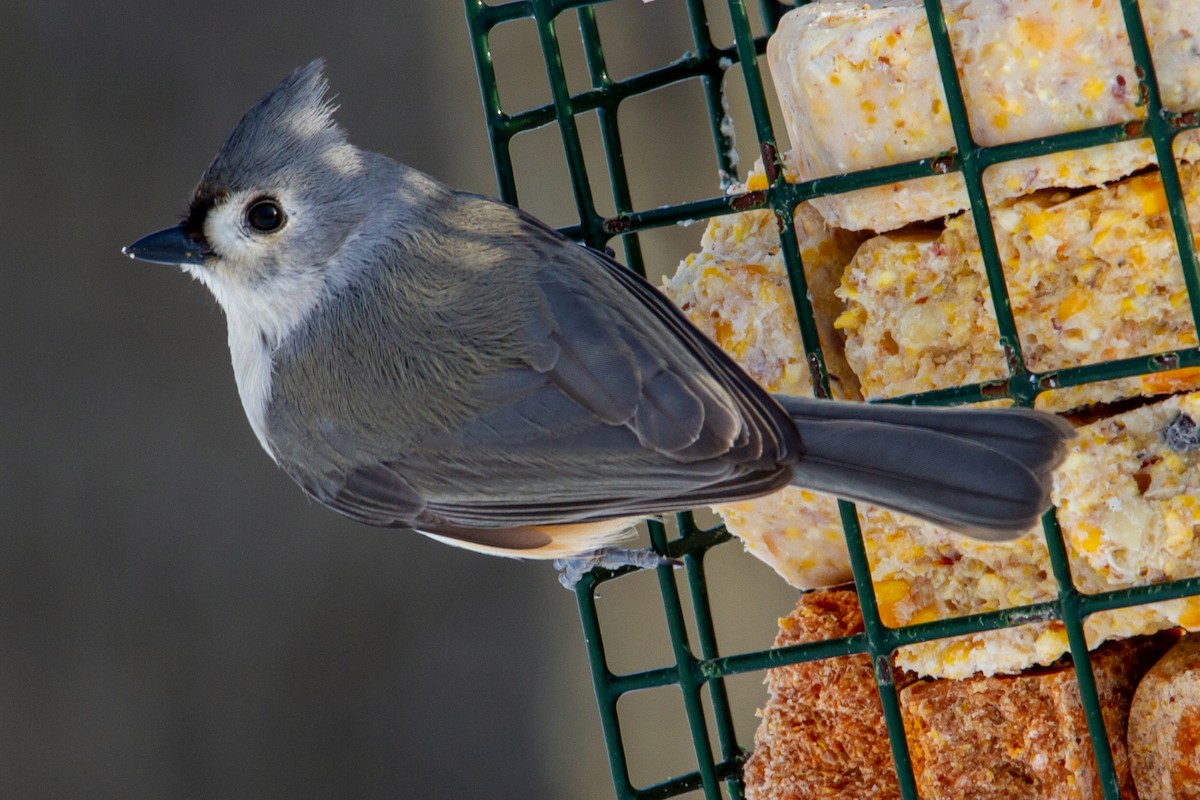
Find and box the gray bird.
[124,61,1072,568]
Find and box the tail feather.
[777,396,1074,540]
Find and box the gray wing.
[274,196,800,537]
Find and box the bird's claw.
[554,547,682,589]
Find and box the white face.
[197,190,296,283]
[196,141,362,281]
[183,187,331,354]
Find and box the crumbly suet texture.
[872,393,1200,679]
[663,154,865,401]
[662,155,868,588]
[666,157,1200,590]
[767,0,1200,231]
[837,164,1200,413]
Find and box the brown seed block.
[744,589,915,799]
[1128,635,1200,800]
[900,635,1174,800]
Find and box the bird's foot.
[554,547,681,589]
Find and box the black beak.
[123,224,210,267]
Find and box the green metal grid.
[463,1,1200,798]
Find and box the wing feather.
[269,191,801,534]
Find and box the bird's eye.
[246,199,286,233]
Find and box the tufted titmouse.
[124,61,1072,564]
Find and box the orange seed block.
[1128,635,1200,800]
[744,589,915,800]
[901,635,1174,800]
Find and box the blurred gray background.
[1,1,799,798]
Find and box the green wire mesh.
[463,1,1200,798]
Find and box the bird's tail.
[778,396,1075,540]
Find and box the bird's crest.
[193,59,353,200]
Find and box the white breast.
[188,189,339,459]
[226,313,277,459]
[185,260,326,463]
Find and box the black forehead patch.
[180,190,221,240]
